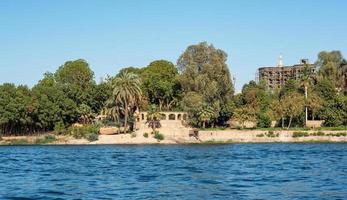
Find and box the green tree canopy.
[177,42,234,126]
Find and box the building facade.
[258,56,315,89]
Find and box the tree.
[269,99,286,128]
[177,42,234,126]
[316,51,343,81]
[141,60,181,111]
[78,104,94,125]
[307,90,323,120]
[282,92,305,129]
[299,64,315,126]
[197,106,216,129]
[319,95,347,126]
[146,105,162,133]
[55,59,95,106]
[111,71,142,133]
[232,106,256,129]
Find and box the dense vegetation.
[0,42,346,136]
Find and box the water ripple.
[0,144,346,199]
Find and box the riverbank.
[1,129,347,145]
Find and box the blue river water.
[0,143,346,200]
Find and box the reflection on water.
[0,144,346,199]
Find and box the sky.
[1,0,347,92]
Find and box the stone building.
[135,111,188,130]
[258,56,315,89]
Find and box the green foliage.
[86,133,99,142]
[6,139,30,145]
[256,112,272,128]
[319,95,347,126]
[292,131,310,137]
[35,135,57,144]
[154,131,164,141]
[232,105,256,128]
[292,131,347,137]
[1,47,347,136]
[146,105,162,133]
[141,60,181,110]
[131,132,137,138]
[109,71,142,133]
[54,122,66,135]
[257,131,279,137]
[67,125,99,139]
[143,132,149,138]
[177,42,234,126]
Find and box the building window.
[177,114,182,120]
[169,114,175,120]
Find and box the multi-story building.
[258,56,315,89]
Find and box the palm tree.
[300,64,314,126]
[197,106,215,129]
[146,105,162,133]
[111,71,142,133]
[103,99,123,132]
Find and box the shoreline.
[1,129,347,145]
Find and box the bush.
[67,125,99,139]
[131,132,137,138]
[256,113,272,128]
[256,133,264,137]
[143,132,149,138]
[86,133,99,142]
[7,139,29,145]
[35,135,57,144]
[292,131,309,138]
[154,131,164,141]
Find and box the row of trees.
[233,51,347,129]
[1,42,346,135]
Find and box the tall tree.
[177,42,234,126]
[111,71,142,133]
[141,60,181,111]
[55,59,95,106]
[316,51,343,81]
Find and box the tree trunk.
[281,117,284,129]
[287,116,293,129]
[159,99,162,111]
[124,102,128,134]
[203,121,206,129]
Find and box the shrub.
[292,131,309,138]
[143,132,149,138]
[256,113,272,128]
[7,139,29,145]
[67,125,100,139]
[35,135,57,144]
[131,132,137,138]
[86,133,99,142]
[54,122,66,135]
[154,131,164,141]
[256,133,264,137]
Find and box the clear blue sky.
[1,0,347,92]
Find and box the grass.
[6,139,30,145]
[202,139,235,144]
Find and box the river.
[0,143,346,199]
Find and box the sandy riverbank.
[1,129,347,145]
